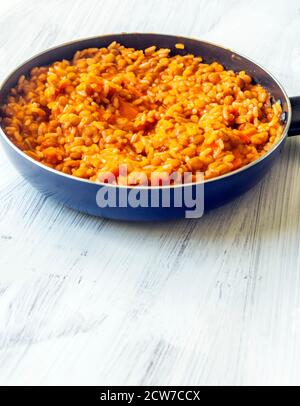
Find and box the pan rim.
[0,32,292,190]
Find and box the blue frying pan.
[0,33,299,221]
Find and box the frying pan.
[0,33,299,221]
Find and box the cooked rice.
[0,42,284,185]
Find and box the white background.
[1,0,300,386]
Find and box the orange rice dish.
[1,42,284,184]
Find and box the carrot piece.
[119,98,139,120]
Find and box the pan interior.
[0,33,290,188]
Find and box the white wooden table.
[1,0,300,386]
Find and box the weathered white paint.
[1,0,300,386]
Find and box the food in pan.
[0,42,284,185]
